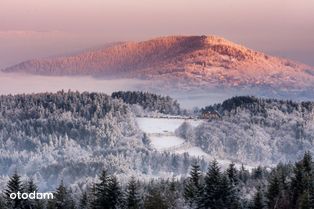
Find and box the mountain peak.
[2,35,314,90]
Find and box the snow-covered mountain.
[3,35,314,90]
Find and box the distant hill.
[202,96,314,115]
[3,35,314,91]
[179,96,314,165]
[112,91,181,115]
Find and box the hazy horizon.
[1,0,313,68]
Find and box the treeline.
[2,153,314,209]
[193,96,314,165]
[0,91,198,191]
[0,90,137,148]
[111,91,181,115]
[202,96,314,116]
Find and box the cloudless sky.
[1,0,313,68]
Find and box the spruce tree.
[201,160,223,209]
[299,191,310,209]
[4,171,24,209]
[227,162,239,186]
[165,177,179,209]
[107,176,122,209]
[266,174,280,209]
[184,162,202,208]
[220,174,239,209]
[53,181,76,209]
[291,162,305,207]
[79,192,88,209]
[126,177,140,209]
[94,170,111,209]
[24,178,43,209]
[93,170,121,209]
[144,184,169,209]
[252,187,265,209]
[308,181,314,209]
[239,164,250,183]
[303,151,312,174]
[0,196,6,209]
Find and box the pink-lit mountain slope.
[3,35,314,89]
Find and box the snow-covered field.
[149,135,185,150]
[136,117,256,170]
[175,147,209,157]
[136,117,202,134]
[136,117,207,156]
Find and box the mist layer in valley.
[1,72,313,110]
[0,72,234,108]
[0,72,146,94]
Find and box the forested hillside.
[0,91,197,192]
[112,91,181,115]
[0,90,138,147]
[1,153,313,209]
[2,91,314,203]
[177,96,314,165]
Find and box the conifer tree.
[266,174,280,209]
[227,162,239,186]
[201,160,223,209]
[291,162,306,207]
[144,184,169,209]
[308,181,314,209]
[53,181,76,209]
[184,162,202,208]
[252,187,265,209]
[299,191,310,209]
[303,151,312,174]
[239,164,250,183]
[94,170,111,209]
[126,177,140,209]
[166,177,179,209]
[221,174,240,209]
[0,196,5,209]
[79,192,88,209]
[107,176,122,209]
[4,171,24,209]
[24,178,43,209]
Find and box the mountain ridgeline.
[3,35,314,91]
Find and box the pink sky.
[1,0,313,68]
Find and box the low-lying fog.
[0,72,146,94]
[0,72,235,108]
[0,72,265,109]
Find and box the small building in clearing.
[201,110,222,120]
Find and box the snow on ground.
[136,117,203,134]
[175,146,209,157]
[136,117,255,170]
[136,117,208,157]
[150,135,185,150]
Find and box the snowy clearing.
[136,117,209,158]
[136,116,256,170]
[149,135,185,150]
[136,117,203,134]
[175,146,209,158]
